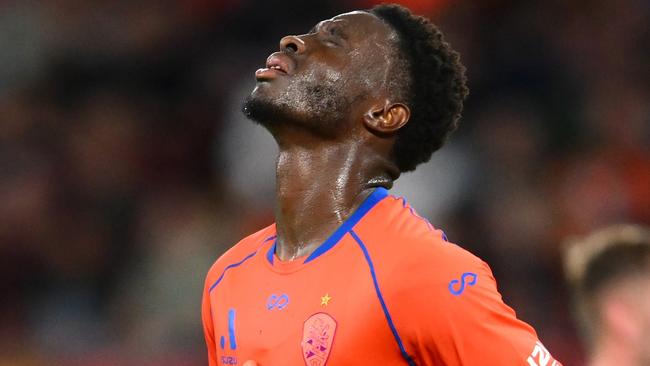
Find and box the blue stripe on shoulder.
[209,235,275,292]
[304,187,388,264]
[349,230,416,366]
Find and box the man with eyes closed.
[202,4,562,366]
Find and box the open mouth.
[255,52,294,80]
[267,60,287,74]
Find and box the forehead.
[320,11,396,43]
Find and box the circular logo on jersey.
[301,312,337,366]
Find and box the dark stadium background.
[1,0,648,365]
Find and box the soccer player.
[563,225,650,366]
[203,4,561,365]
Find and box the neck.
[589,333,639,366]
[273,138,395,261]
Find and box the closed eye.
[322,26,346,47]
[327,25,346,40]
[308,20,347,47]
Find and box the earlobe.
[363,102,410,134]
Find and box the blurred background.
[1,0,648,365]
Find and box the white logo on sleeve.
[527,341,562,366]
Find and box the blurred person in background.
[203,4,561,366]
[564,225,650,366]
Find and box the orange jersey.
[202,188,562,366]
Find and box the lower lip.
[255,68,287,80]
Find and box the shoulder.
[203,223,276,289]
[355,194,488,284]
[388,236,492,293]
[411,239,490,284]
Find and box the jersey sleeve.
[202,274,218,366]
[390,244,562,366]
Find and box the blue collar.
[267,187,389,265]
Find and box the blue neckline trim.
[266,239,275,264]
[266,187,389,265]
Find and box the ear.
[363,101,410,134]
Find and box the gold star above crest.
[320,293,331,306]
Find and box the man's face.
[243,11,399,138]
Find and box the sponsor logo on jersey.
[219,308,238,365]
[220,356,238,365]
[448,272,478,295]
[266,293,290,310]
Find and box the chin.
[242,93,296,126]
[243,76,351,140]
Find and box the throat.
[272,144,392,261]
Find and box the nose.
[280,35,306,54]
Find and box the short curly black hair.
[369,4,468,172]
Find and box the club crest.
[301,312,337,366]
